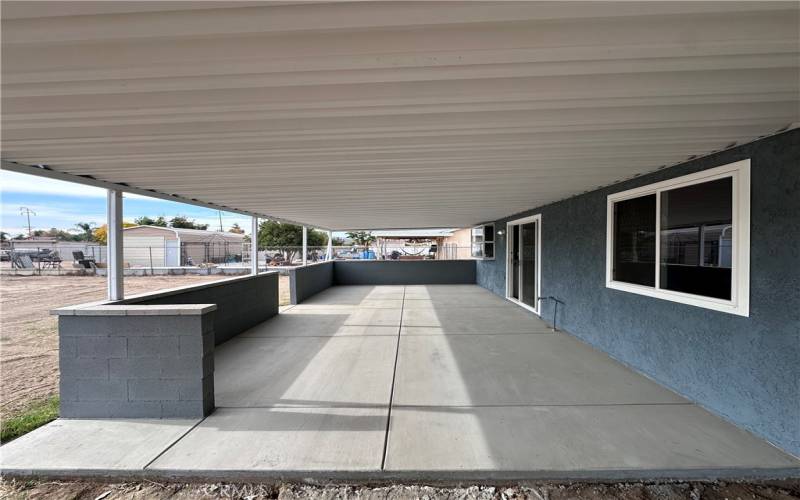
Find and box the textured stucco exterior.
[476,129,800,456]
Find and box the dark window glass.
[522,222,537,308]
[484,243,494,259]
[613,194,656,286]
[484,224,495,242]
[511,225,520,299]
[660,177,732,299]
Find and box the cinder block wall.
[476,129,800,456]
[58,306,215,418]
[333,260,476,285]
[289,261,334,304]
[121,272,279,345]
[55,272,281,418]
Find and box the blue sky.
[1,170,252,237]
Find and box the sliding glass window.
[660,177,732,300]
[606,160,749,316]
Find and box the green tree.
[257,220,325,263]
[169,215,208,230]
[74,222,96,241]
[134,215,167,227]
[332,236,346,246]
[346,231,375,250]
[31,227,82,241]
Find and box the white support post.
[326,230,333,261]
[302,226,308,266]
[251,216,259,275]
[106,189,124,301]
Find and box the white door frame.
[505,214,542,315]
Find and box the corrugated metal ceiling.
[2,1,798,229]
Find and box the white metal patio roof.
[2,1,798,230]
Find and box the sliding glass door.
[506,215,541,314]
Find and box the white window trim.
[472,223,496,260]
[605,159,750,317]
[504,214,542,316]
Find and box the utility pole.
[218,211,224,232]
[19,207,36,237]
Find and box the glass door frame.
[505,214,542,315]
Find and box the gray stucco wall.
[334,260,476,285]
[121,272,279,345]
[477,129,800,456]
[289,261,334,304]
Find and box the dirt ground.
[0,274,290,420]
[0,479,798,500]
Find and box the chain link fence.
[3,241,474,274]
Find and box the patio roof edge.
[0,159,331,231]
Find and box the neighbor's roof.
[372,229,457,239]
[1,2,798,230]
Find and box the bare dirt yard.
[0,274,289,420]
[0,479,798,500]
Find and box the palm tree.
[346,231,376,252]
[74,222,96,242]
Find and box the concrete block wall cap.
[52,304,217,316]
[120,272,279,304]
[124,304,218,315]
[298,261,334,268]
[51,300,112,316]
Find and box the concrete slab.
[215,336,397,407]
[294,299,404,309]
[394,333,686,406]
[406,285,490,292]
[384,404,800,473]
[149,407,387,472]
[402,295,516,309]
[0,418,197,472]
[8,285,797,480]
[404,285,497,300]
[238,310,399,337]
[401,306,548,333]
[303,286,405,305]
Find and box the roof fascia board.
[1,160,329,230]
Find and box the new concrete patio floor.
[2,285,798,480]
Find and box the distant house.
[123,226,245,267]
[9,237,58,251]
[371,229,471,260]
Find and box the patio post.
[251,216,259,274]
[326,230,333,260]
[302,226,308,266]
[106,189,123,300]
